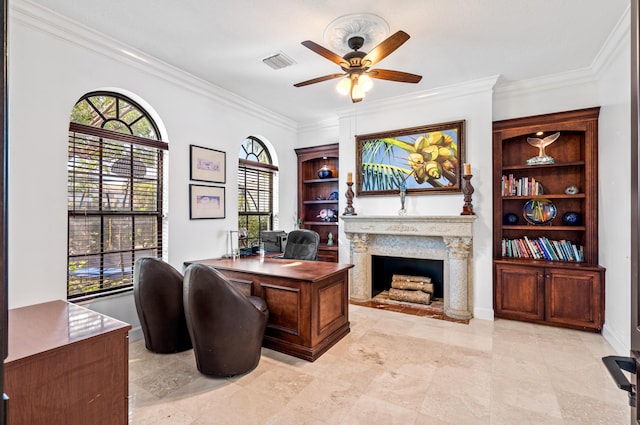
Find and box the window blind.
[238,162,274,246]
[68,128,165,299]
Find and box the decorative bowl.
[562,211,582,226]
[522,198,557,225]
[317,165,332,179]
[503,213,519,225]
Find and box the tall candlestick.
[347,172,353,183]
[343,181,357,216]
[461,174,475,215]
[463,163,471,176]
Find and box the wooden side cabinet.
[495,261,604,331]
[4,300,131,425]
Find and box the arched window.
[67,91,167,299]
[238,136,277,248]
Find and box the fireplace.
[342,215,476,320]
[371,255,443,299]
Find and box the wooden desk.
[4,300,131,425]
[185,257,353,361]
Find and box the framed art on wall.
[355,120,465,196]
[190,145,226,183]
[189,184,225,219]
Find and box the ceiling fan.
[294,30,422,103]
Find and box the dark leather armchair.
[281,229,320,260]
[133,257,192,353]
[183,264,269,377]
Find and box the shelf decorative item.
[564,185,579,195]
[503,213,519,225]
[526,132,560,165]
[522,198,557,225]
[327,232,334,246]
[317,208,337,221]
[398,181,407,216]
[562,211,582,226]
[318,163,333,179]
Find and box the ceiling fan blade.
[368,69,422,83]
[301,40,350,68]
[294,73,345,87]
[361,30,411,67]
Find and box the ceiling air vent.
[262,51,296,70]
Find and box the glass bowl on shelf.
[522,198,557,225]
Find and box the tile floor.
[129,304,629,425]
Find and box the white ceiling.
[27,0,629,124]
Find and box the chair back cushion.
[281,229,320,260]
[183,264,268,376]
[133,257,192,353]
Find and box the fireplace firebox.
[371,255,444,299]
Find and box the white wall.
[595,9,631,355]
[8,4,298,335]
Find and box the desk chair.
[133,257,192,353]
[281,229,320,260]
[183,264,269,377]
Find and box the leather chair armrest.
[248,296,268,313]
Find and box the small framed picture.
[189,184,225,219]
[190,145,226,183]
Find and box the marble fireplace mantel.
[342,215,476,320]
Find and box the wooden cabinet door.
[545,268,603,330]
[495,264,544,320]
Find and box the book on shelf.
[501,174,544,196]
[501,236,583,262]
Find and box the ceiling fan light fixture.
[295,25,421,104]
[351,81,365,102]
[359,74,373,92]
[336,77,351,95]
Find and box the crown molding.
[493,66,598,100]
[591,4,630,76]
[297,117,339,135]
[11,0,298,133]
[335,75,499,119]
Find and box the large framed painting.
[189,184,225,219]
[356,120,465,196]
[190,145,226,183]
